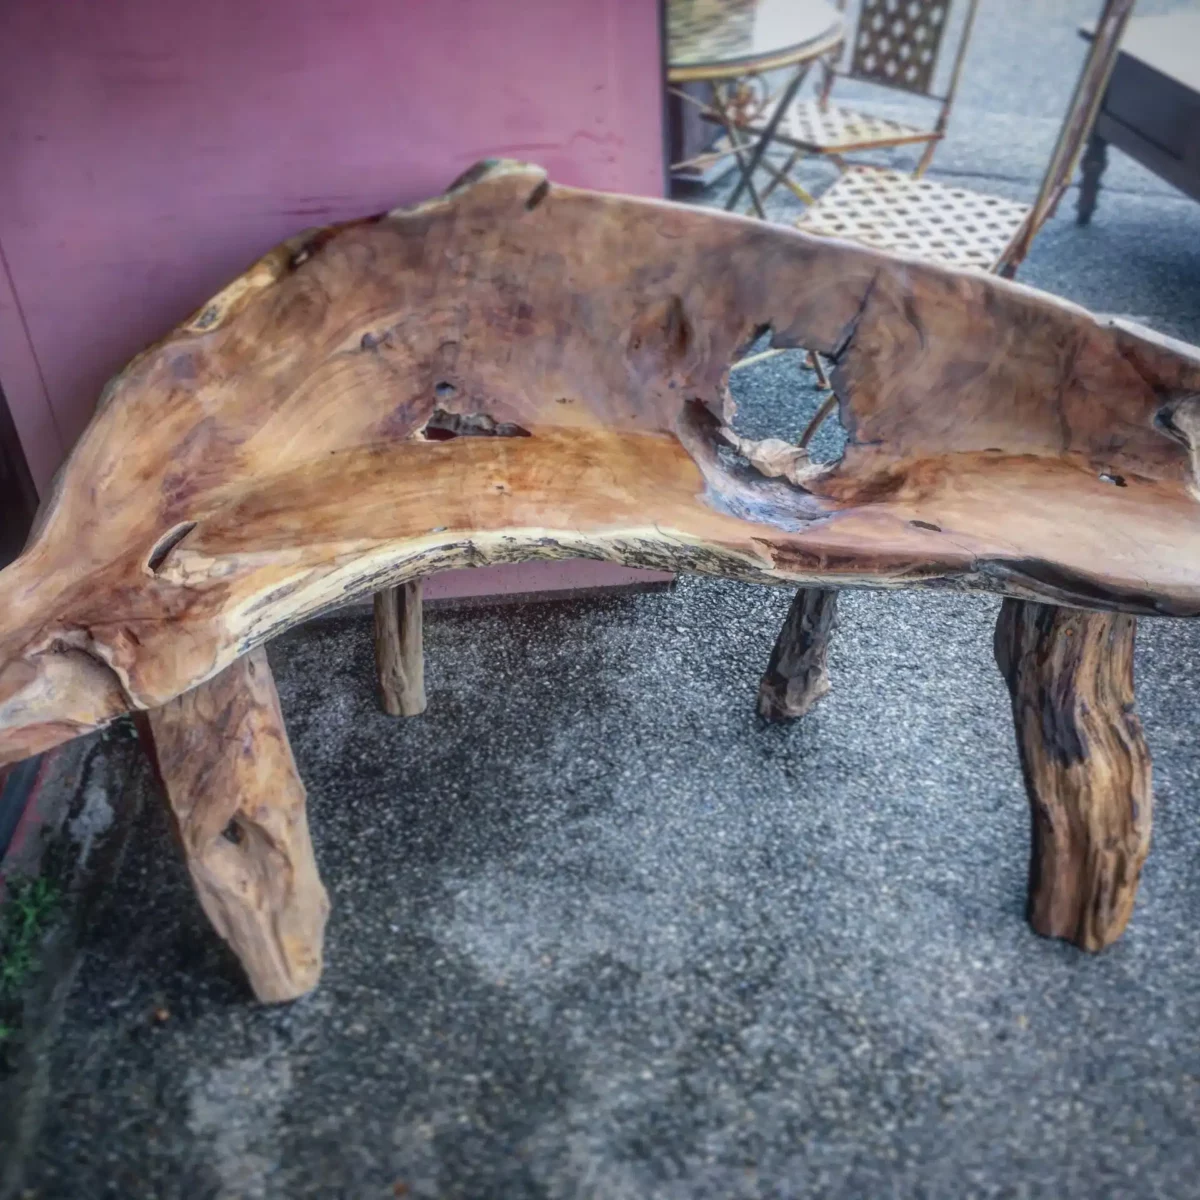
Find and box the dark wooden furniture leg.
[373,580,427,716]
[757,587,838,720]
[1075,14,1200,225]
[1077,131,1108,225]
[140,647,329,1001]
[994,599,1152,951]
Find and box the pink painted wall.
[0,0,666,596]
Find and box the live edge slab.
[2,161,1199,999]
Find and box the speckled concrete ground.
[16,2,1200,1197]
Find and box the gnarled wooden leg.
[374,580,426,716]
[994,599,1152,951]
[757,587,838,720]
[140,647,328,1002]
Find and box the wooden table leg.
[139,647,329,1002]
[1077,131,1108,226]
[994,598,1152,951]
[757,587,838,720]
[373,580,427,716]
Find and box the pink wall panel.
[0,0,665,492]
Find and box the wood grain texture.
[374,581,426,716]
[757,587,837,720]
[994,599,1152,951]
[141,647,328,1001]
[2,160,1200,765]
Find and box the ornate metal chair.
[747,0,982,205]
[793,0,1133,276]
[729,1,986,384]
[761,0,1132,434]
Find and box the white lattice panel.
[796,166,1031,270]
[850,0,951,95]
[771,100,937,152]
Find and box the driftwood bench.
[2,161,1199,1001]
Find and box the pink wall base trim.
[425,562,673,603]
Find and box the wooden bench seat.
[1,161,1198,998]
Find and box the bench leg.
[374,580,426,716]
[1077,132,1107,226]
[994,599,1151,951]
[140,647,329,1001]
[757,587,838,720]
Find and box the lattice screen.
[797,167,1030,271]
[847,0,952,96]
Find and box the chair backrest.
[827,0,980,103]
[999,0,1136,274]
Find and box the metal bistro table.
[668,0,844,217]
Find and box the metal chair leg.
[798,392,838,449]
[756,152,816,208]
[807,351,831,389]
[724,61,814,214]
[709,85,768,219]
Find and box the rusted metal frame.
[707,83,769,219]
[724,60,816,215]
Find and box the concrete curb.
[0,723,150,1200]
